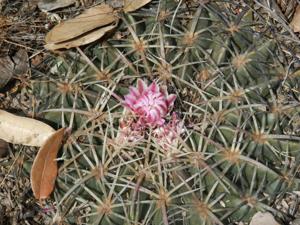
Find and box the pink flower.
[153,113,184,150]
[115,118,144,145]
[123,79,176,127]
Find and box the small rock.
[249,212,280,225]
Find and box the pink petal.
[152,108,161,120]
[155,99,166,106]
[145,114,153,124]
[166,94,176,107]
[129,87,140,98]
[136,107,146,116]
[152,92,164,99]
[124,94,136,101]
[148,110,156,121]
[124,95,137,106]
[137,79,147,94]
[147,110,159,124]
[123,102,130,108]
[135,97,149,109]
[149,82,159,93]
[124,100,134,109]
[160,86,168,97]
[157,118,165,126]
[156,102,168,114]
[154,105,166,117]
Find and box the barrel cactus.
[25,0,300,224]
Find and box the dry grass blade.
[30,128,65,200]
[45,22,118,50]
[123,0,152,12]
[45,3,117,44]
[0,110,55,146]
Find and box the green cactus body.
[24,1,300,224]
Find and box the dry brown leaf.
[45,3,117,44]
[0,110,55,146]
[38,0,75,12]
[0,56,14,89]
[123,0,152,13]
[30,128,65,200]
[290,5,300,32]
[45,22,117,50]
[12,49,29,76]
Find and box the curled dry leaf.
[123,0,152,12]
[31,128,65,200]
[290,5,300,32]
[38,0,75,12]
[0,110,55,146]
[45,22,117,50]
[45,3,117,44]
